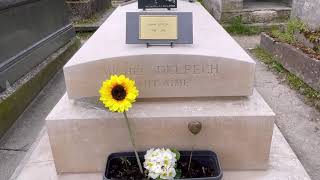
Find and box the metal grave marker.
[126,12,193,45]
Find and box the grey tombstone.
[0,0,75,92]
[291,0,320,30]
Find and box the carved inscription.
[153,64,218,74]
[105,64,219,88]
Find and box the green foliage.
[287,18,307,35]
[314,46,320,53]
[251,47,320,110]
[252,47,285,72]
[171,149,180,160]
[76,32,93,40]
[224,16,260,35]
[270,18,307,44]
[73,15,98,25]
[271,28,295,44]
[175,169,182,179]
[308,34,319,43]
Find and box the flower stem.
[188,146,193,172]
[123,111,143,174]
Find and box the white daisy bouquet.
[144,148,181,179]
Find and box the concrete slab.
[0,150,26,180]
[0,71,66,151]
[232,35,261,50]
[47,89,275,172]
[15,126,311,180]
[0,71,65,180]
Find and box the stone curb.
[260,32,320,92]
[0,38,81,138]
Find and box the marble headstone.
[63,1,255,99]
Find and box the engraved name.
[105,63,219,76]
[104,63,219,89]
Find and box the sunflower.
[99,75,139,113]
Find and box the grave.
[40,0,308,179]
[47,0,275,174]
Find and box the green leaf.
[171,149,180,161]
[175,169,182,179]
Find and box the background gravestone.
[0,0,75,92]
[66,0,111,21]
[202,0,222,20]
[291,0,320,30]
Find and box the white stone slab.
[15,127,311,180]
[46,89,274,173]
[64,1,255,99]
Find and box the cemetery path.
[234,35,320,180]
[0,71,66,180]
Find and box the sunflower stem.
[188,146,193,173]
[123,111,143,174]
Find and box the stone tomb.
[63,0,255,99]
[47,0,275,174]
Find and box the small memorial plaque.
[138,0,177,10]
[126,12,193,44]
[139,15,178,40]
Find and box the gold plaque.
[139,15,178,40]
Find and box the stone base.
[46,89,275,173]
[14,126,311,180]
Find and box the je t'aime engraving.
[105,63,219,89]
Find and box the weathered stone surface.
[66,0,111,21]
[0,0,75,92]
[260,33,320,92]
[291,0,320,30]
[222,0,242,10]
[17,127,311,180]
[294,31,319,49]
[0,38,80,138]
[16,126,310,180]
[46,90,275,173]
[64,1,255,99]
[202,0,222,20]
[221,8,291,24]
